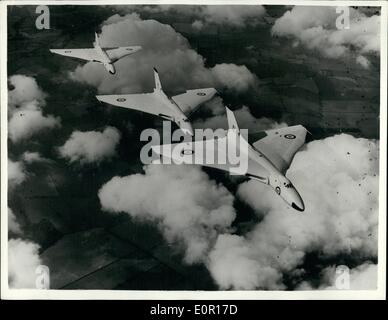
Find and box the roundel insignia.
[116,98,127,102]
[275,187,281,195]
[197,92,206,96]
[181,149,194,155]
[285,134,296,139]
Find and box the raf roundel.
[284,134,296,139]
[116,98,127,102]
[181,149,194,156]
[196,92,206,96]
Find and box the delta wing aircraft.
[152,107,308,211]
[96,68,217,136]
[50,33,142,74]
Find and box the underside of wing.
[251,125,308,173]
[96,93,175,118]
[171,88,217,116]
[105,46,142,63]
[152,137,269,179]
[152,137,232,171]
[50,48,100,62]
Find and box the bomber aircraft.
[152,107,308,211]
[96,68,217,135]
[50,33,141,74]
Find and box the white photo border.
[1,0,386,300]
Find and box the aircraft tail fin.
[153,68,162,91]
[94,32,100,47]
[226,106,240,132]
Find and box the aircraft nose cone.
[287,187,305,212]
[291,202,304,212]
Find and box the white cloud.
[9,208,22,234]
[194,103,287,132]
[98,131,378,290]
[8,75,61,143]
[193,5,266,28]
[356,55,371,69]
[208,234,284,290]
[70,14,258,95]
[210,64,259,93]
[348,263,378,289]
[8,158,27,188]
[272,7,380,62]
[298,262,377,290]
[8,75,46,110]
[8,239,41,289]
[192,20,204,31]
[321,263,377,290]
[22,151,49,163]
[9,105,61,143]
[98,165,236,264]
[115,5,266,28]
[207,134,378,289]
[9,152,49,190]
[58,126,121,165]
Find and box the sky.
[7,4,381,291]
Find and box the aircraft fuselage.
[231,130,305,211]
[153,89,193,135]
[93,43,116,74]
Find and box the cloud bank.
[70,13,258,95]
[99,165,235,264]
[194,102,287,132]
[208,234,284,289]
[320,263,377,290]
[58,126,121,165]
[8,74,46,110]
[298,262,377,290]
[8,75,61,143]
[98,133,378,289]
[8,239,42,289]
[210,134,378,289]
[192,5,266,28]
[272,6,380,65]
[115,5,266,29]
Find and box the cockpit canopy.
[283,181,294,188]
